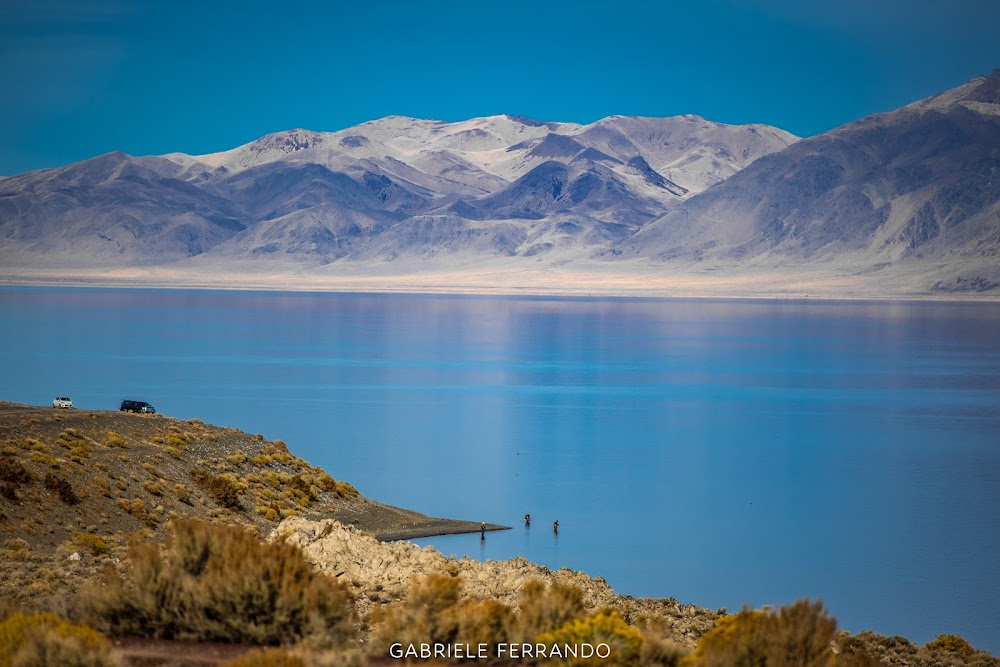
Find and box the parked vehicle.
[52,396,74,409]
[120,400,156,414]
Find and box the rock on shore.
[271,517,720,648]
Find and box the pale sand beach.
[2,258,997,301]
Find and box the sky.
[1,0,999,176]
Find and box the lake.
[1,286,998,652]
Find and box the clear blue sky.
[2,0,998,175]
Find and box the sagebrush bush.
[513,579,587,643]
[368,575,598,662]
[0,612,119,667]
[369,572,464,653]
[370,574,523,659]
[453,598,516,654]
[80,518,354,647]
[638,632,689,667]
[104,432,127,448]
[44,473,78,505]
[0,455,32,485]
[682,599,838,667]
[191,469,242,509]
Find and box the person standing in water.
[553,520,559,534]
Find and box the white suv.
[52,396,74,409]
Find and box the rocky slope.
[0,402,500,610]
[273,516,721,649]
[3,403,997,664]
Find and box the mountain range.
[1,69,998,296]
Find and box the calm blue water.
[2,287,998,652]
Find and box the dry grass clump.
[24,439,47,453]
[1,539,32,563]
[0,612,120,667]
[104,432,127,448]
[58,429,93,463]
[70,533,111,557]
[173,483,192,505]
[0,455,32,485]
[221,648,306,667]
[0,453,33,500]
[142,482,163,496]
[80,518,354,647]
[30,452,59,468]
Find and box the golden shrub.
[72,533,111,557]
[682,599,837,667]
[924,634,976,655]
[536,611,644,667]
[0,612,118,667]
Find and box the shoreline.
[1,271,998,303]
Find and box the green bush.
[80,518,354,647]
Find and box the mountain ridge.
[1,70,998,297]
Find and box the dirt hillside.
[0,401,502,611]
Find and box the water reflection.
[1,287,999,652]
